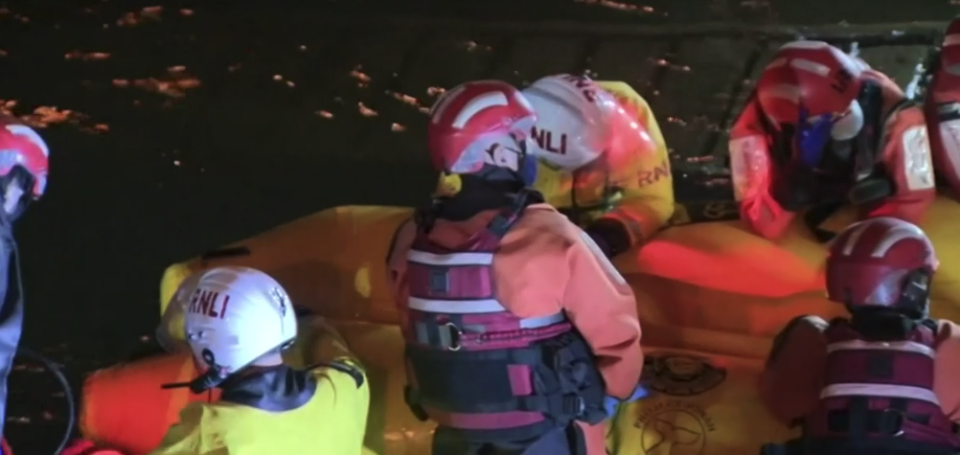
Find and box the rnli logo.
[644,355,726,397]
[635,400,716,455]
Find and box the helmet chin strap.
[898,268,932,318]
[0,168,35,224]
[161,340,296,393]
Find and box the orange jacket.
[760,316,960,426]
[729,69,936,240]
[386,203,643,454]
[925,36,960,200]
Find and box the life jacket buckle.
[563,394,586,417]
[879,408,906,437]
[442,321,463,351]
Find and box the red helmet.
[940,16,960,72]
[756,41,865,134]
[0,117,49,199]
[427,80,536,174]
[826,217,937,312]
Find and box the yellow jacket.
[437,81,674,247]
[148,319,371,455]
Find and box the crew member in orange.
[759,217,960,455]
[386,80,644,455]
[924,16,960,199]
[730,40,935,241]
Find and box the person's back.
[148,266,371,455]
[760,217,960,455]
[388,80,644,455]
[154,362,368,455]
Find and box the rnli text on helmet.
[532,127,567,155]
[187,288,231,319]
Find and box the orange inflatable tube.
[80,352,219,455]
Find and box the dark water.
[0,0,957,451]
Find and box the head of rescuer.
[146,266,370,455]
[385,80,647,455]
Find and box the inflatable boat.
[78,195,960,455]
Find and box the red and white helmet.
[427,80,536,174]
[826,217,937,312]
[757,40,867,141]
[0,117,49,199]
[940,16,960,75]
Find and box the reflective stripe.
[410,297,566,327]
[827,340,935,357]
[518,312,566,329]
[408,250,493,266]
[459,312,567,331]
[945,34,960,47]
[409,297,506,314]
[821,383,940,404]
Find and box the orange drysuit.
[386,202,644,454]
[760,315,960,427]
[925,16,960,200]
[730,68,936,240]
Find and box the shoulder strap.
[308,359,365,389]
[486,188,544,238]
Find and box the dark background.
[0,0,956,451]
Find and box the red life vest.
[401,195,606,443]
[802,318,960,454]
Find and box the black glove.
[585,219,631,258]
[770,164,818,212]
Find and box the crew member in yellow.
[148,266,370,455]
[437,74,671,257]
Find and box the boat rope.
[14,346,75,455]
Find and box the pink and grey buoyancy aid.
[802,318,960,454]
[401,202,606,443]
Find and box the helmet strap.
[897,268,932,319]
[0,167,35,224]
[187,348,231,394]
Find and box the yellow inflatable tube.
[159,196,960,347]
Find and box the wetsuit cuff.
[586,218,632,258]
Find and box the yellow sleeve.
[595,81,675,245]
[297,315,365,368]
[147,404,229,455]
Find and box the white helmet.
[522,74,654,171]
[156,270,203,354]
[182,266,297,392]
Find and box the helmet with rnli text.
[0,117,49,200]
[522,74,654,171]
[182,266,297,392]
[756,41,867,167]
[427,80,537,184]
[826,217,937,317]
